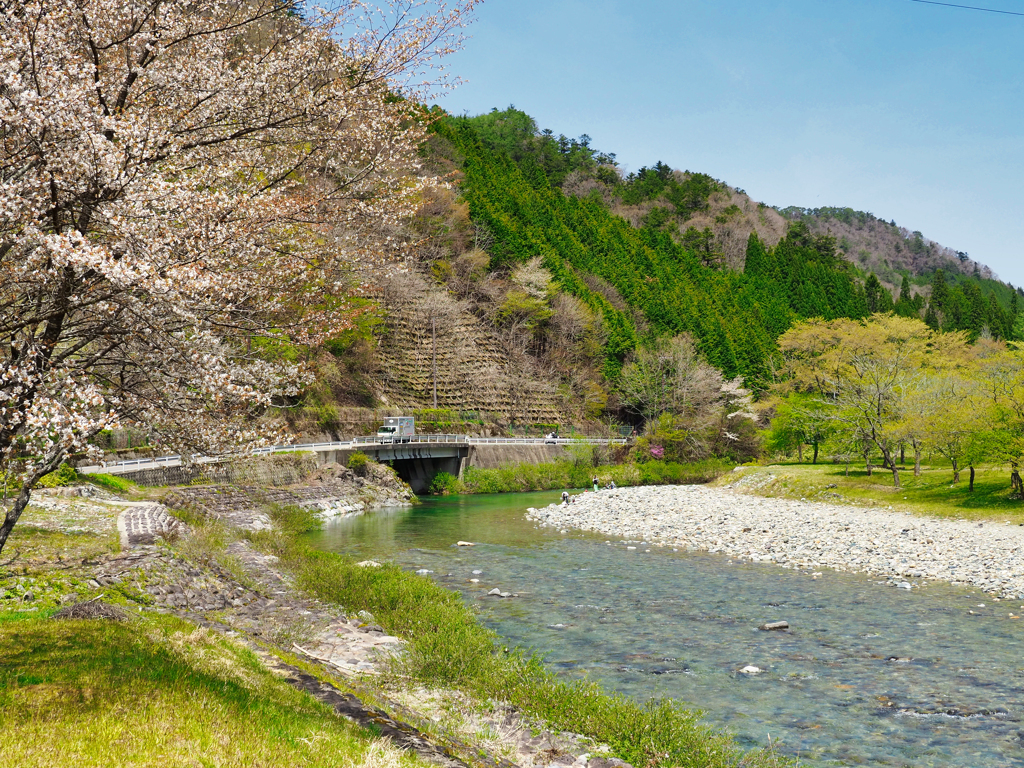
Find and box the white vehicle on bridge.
[377,416,415,444]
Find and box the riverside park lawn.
[720,460,1024,523]
[0,613,420,768]
[0,491,421,768]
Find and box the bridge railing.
[79,434,627,474]
[468,437,626,445]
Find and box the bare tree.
[618,335,724,424]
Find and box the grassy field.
[0,613,419,768]
[722,460,1024,523]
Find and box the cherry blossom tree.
[0,0,478,554]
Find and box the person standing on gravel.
[592,477,599,492]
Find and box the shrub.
[347,451,370,477]
[413,408,458,423]
[37,463,80,488]
[428,472,464,496]
[461,459,730,494]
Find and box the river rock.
[759,621,789,631]
[457,541,475,546]
[523,482,1024,601]
[739,665,762,674]
[587,759,632,768]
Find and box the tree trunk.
[0,454,62,557]
[865,453,872,476]
[797,443,803,462]
[914,444,922,477]
[969,465,975,493]
[812,442,819,465]
[1012,467,1023,499]
[884,450,901,489]
[900,445,905,465]
[952,459,960,484]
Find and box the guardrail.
[79,434,628,474]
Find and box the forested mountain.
[428,107,1021,359]
[423,113,873,390]
[784,207,985,283]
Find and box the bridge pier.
[346,444,470,495]
[391,455,465,495]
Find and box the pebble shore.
[526,482,1024,599]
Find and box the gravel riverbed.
[526,483,1024,599]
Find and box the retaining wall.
[466,444,568,470]
[118,454,319,487]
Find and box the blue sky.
[436,0,1024,286]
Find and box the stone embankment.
[163,461,413,530]
[527,483,1024,599]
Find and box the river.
[307,490,1024,767]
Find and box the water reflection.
[308,492,1024,767]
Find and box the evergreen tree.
[439,113,902,389]
[744,232,770,277]
[988,294,1008,339]
[895,274,917,318]
[930,269,949,311]
[864,274,893,314]
[1013,310,1024,342]
[963,282,986,339]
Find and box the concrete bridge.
[78,435,627,493]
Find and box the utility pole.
[432,315,438,408]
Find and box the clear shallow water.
[308,492,1024,767]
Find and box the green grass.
[264,502,325,535]
[726,460,1024,523]
[83,473,137,494]
[0,525,119,571]
[251,532,792,768]
[447,459,731,495]
[0,613,423,768]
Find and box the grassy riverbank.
[252,512,792,768]
[0,612,417,768]
[431,458,732,495]
[723,461,1024,523]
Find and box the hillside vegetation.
[424,113,871,390]
[286,105,1023,443]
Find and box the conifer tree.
[930,269,949,311]
[744,233,770,277]
[864,274,893,314]
[895,275,917,318]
